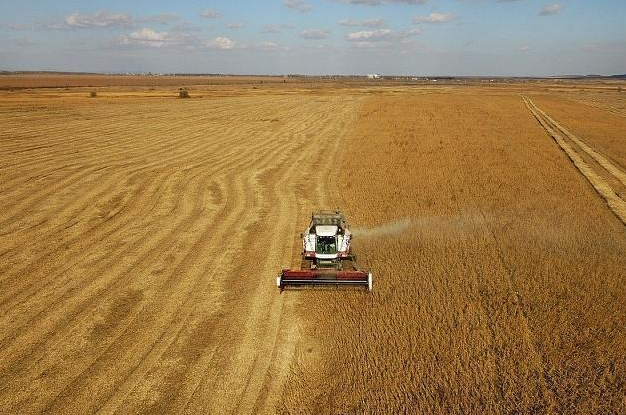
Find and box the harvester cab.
[277,211,372,291]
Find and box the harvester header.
[277,211,372,291]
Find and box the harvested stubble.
[278,92,626,414]
[0,89,359,414]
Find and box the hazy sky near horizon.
[1,0,625,76]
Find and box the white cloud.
[338,18,385,27]
[199,8,221,19]
[227,22,245,29]
[111,28,236,50]
[130,28,166,42]
[345,28,420,42]
[283,0,312,12]
[114,28,176,48]
[518,45,530,51]
[413,13,456,24]
[346,28,393,41]
[300,29,330,40]
[539,3,562,16]
[206,37,237,50]
[65,10,132,28]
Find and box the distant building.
[367,74,381,79]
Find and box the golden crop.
[279,90,626,415]
[1,77,625,414]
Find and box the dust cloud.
[351,213,490,239]
[351,218,412,238]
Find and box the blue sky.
[1,0,625,76]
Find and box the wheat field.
[279,90,626,414]
[1,79,626,414]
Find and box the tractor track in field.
[524,96,626,226]
[0,92,359,414]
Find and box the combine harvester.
[277,211,372,291]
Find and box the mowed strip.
[0,92,359,413]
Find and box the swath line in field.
[530,102,626,187]
[523,96,626,226]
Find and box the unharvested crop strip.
[523,96,626,226]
